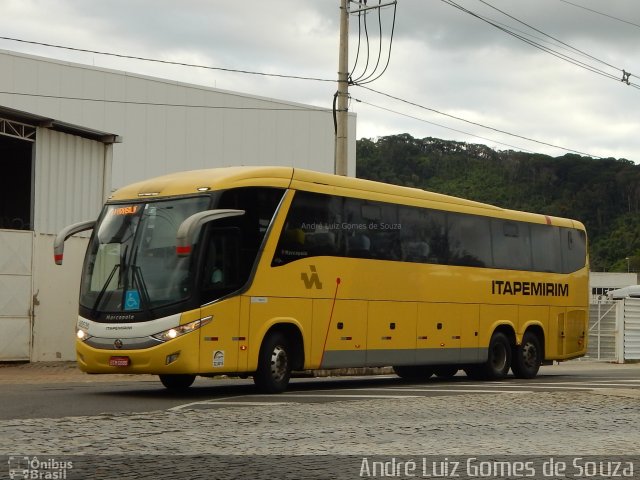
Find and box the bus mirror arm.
[53,220,96,265]
[176,209,245,257]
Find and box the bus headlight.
[152,316,213,343]
[76,329,92,341]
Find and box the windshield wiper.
[92,263,120,314]
[132,265,152,314]
[127,239,153,314]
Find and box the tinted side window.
[344,199,401,260]
[216,187,285,278]
[270,189,586,274]
[398,206,447,264]
[561,228,587,273]
[447,213,492,267]
[200,227,242,303]
[272,191,343,266]
[491,220,532,271]
[531,224,562,273]
[217,187,284,250]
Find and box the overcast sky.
[1,0,639,161]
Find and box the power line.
[350,1,398,86]
[355,84,601,157]
[477,0,618,71]
[0,21,617,159]
[349,2,367,80]
[440,0,640,90]
[558,0,640,30]
[13,86,593,158]
[350,1,374,83]
[0,36,336,84]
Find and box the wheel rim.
[521,342,538,369]
[269,345,288,382]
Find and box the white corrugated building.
[0,49,356,362]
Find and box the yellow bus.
[54,166,588,392]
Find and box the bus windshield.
[80,197,210,313]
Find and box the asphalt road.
[2,361,639,420]
[2,361,640,479]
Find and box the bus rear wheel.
[254,332,291,393]
[511,331,542,379]
[393,365,433,380]
[467,332,512,380]
[159,374,196,391]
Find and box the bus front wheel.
[254,332,291,394]
[159,374,196,391]
[511,331,542,379]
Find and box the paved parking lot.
[1,361,639,479]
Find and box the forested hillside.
[356,134,640,272]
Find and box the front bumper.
[76,331,200,375]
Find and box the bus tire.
[159,374,196,391]
[433,365,458,379]
[254,332,291,394]
[393,365,433,380]
[511,331,542,379]
[481,331,512,380]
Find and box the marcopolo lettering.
[492,280,569,296]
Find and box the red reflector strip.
[176,245,191,255]
[54,254,63,263]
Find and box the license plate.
[109,356,130,367]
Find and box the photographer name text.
[359,457,634,478]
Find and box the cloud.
[0,0,638,161]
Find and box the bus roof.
[108,166,582,229]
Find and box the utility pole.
[335,0,396,176]
[335,0,350,176]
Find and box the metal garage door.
[624,298,640,360]
[588,301,618,361]
[0,229,33,360]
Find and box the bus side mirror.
[54,220,96,265]
[176,209,245,257]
